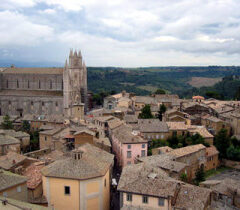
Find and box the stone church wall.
[2,73,63,91]
[0,95,63,116]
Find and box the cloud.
[0,0,36,9]
[0,11,53,46]
[0,0,240,66]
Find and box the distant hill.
[1,61,240,99]
[87,66,240,98]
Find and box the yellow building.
[41,143,114,210]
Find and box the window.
[28,80,30,88]
[8,101,11,105]
[3,192,7,197]
[142,196,148,204]
[141,150,146,157]
[31,101,33,106]
[6,80,8,88]
[64,186,70,195]
[142,144,145,148]
[38,80,41,89]
[156,135,159,139]
[56,102,58,107]
[17,80,19,88]
[104,179,106,187]
[127,161,131,165]
[128,144,131,149]
[42,102,45,106]
[127,193,132,201]
[127,151,131,158]
[45,136,47,141]
[158,198,164,206]
[17,186,21,193]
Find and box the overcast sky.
[1,0,240,67]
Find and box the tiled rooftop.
[0,152,27,170]
[169,144,206,158]
[113,124,147,144]
[41,143,114,180]
[0,170,27,191]
[138,119,169,133]
[0,132,20,146]
[23,162,45,189]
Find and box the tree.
[214,129,231,159]
[205,91,221,100]
[226,145,240,161]
[195,165,205,185]
[235,86,240,100]
[138,105,153,119]
[1,115,13,129]
[155,89,166,94]
[21,120,30,133]
[157,104,167,121]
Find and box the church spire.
[65,59,68,68]
[78,50,82,58]
[70,49,73,57]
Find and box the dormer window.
[72,149,84,160]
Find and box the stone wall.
[0,95,63,116]
[2,73,63,91]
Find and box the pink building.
[111,124,148,169]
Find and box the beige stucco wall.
[42,168,111,210]
[123,193,169,210]
[39,134,53,149]
[43,176,80,210]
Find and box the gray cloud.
[0,0,240,66]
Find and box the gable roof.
[138,119,169,133]
[0,170,27,191]
[117,163,178,198]
[108,118,124,130]
[0,132,20,146]
[1,130,30,139]
[113,125,147,144]
[169,144,206,158]
[0,152,27,170]
[138,154,187,173]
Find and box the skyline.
[1,0,240,67]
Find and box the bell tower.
[63,49,88,118]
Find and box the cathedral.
[0,50,88,118]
